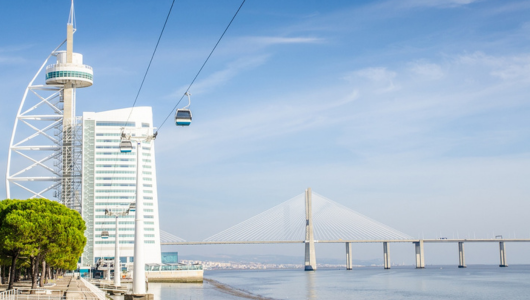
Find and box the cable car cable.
[125,0,177,126]
[107,0,176,216]
[156,0,247,131]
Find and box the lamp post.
[133,140,146,294]
[120,130,157,295]
[105,206,133,287]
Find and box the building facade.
[81,107,162,267]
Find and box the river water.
[115,265,530,299]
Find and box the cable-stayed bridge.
[162,188,530,270]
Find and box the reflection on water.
[306,271,317,300]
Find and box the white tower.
[5,1,92,211]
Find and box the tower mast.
[6,0,92,210]
[61,0,77,210]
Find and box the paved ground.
[1,276,102,299]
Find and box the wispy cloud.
[244,36,324,46]
[168,55,270,97]
[0,56,26,64]
[408,61,444,80]
[345,67,399,93]
[456,52,530,82]
[399,0,480,8]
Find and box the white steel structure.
[5,1,92,212]
[81,107,162,268]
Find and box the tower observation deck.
[5,1,92,211]
[46,51,93,87]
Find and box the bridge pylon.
[304,187,317,271]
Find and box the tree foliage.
[0,198,86,290]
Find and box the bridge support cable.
[311,192,412,241]
[203,190,412,243]
[160,230,186,243]
[203,194,306,242]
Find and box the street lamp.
[120,130,157,295]
[104,206,132,287]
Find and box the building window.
[96,121,135,127]
[95,190,136,193]
[96,183,136,187]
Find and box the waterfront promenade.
[0,275,105,299]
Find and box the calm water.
[118,265,530,299]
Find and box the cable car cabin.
[175,109,192,126]
[129,202,136,212]
[119,140,133,153]
[101,231,109,239]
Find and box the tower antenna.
[68,0,76,31]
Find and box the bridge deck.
[162,238,530,245]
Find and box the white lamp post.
[120,131,157,295]
[105,206,132,287]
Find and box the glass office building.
[80,107,162,267]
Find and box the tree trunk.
[46,265,51,283]
[15,267,20,282]
[30,257,38,292]
[8,252,18,290]
[39,260,46,287]
[0,264,3,284]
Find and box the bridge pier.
[499,242,507,267]
[304,188,317,271]
[346,243,353,270]
[458,242,466,268]
[383,242,390,269]
[414,240,425,269]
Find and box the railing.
[0,289,18,300]
[79,278,106,300]
[1,289,103,300]
[46,64,93,70]
[145,264,203,271]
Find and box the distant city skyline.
[1,0,530,265]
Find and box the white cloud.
[400,0,480,8]
[168,55,270,97]
[0,56,26,64]
[345,67,399,93]
[457,51,530,82]
[244,36,323,46]
[409,61,444,80]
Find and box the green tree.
[0,199,32,290]
[0,198,86,290]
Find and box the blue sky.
[1,0,530,264]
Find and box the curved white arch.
[5,40,67,200]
